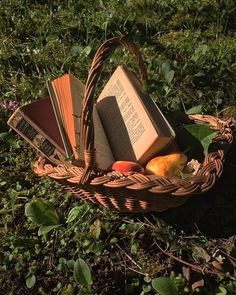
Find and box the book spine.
[8,111,66,165]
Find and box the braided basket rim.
[33,113,234,198]
[33,36,234,211]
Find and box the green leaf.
[26,274,36,289]
[25,200,61,226]
[59,257,67,265]
[216,286,227,295]
[142,284,152,293]
[192,44,208,62]
[161,60,171,77]
[90,219,101,240]
[0,132,10,141]
[84,45,91,56]
[66,206,82,223]
[183,124,218,156]
[194,72,205,77]
[144,276,152,283]
[186,105,203,115]
[88,242,104,255]
[160,60,174,84]
[163,85,171,95]
[0,131,16,143]
[70,44,83,56]
[38,224,61,236]
[177,122,218,162]
[131,241,139,255]
[74,258,93,287]
[152,277,178,295]
[110,237,118,244]
[46,34,59,42]
[67,260,75,269]
[165,70,175,84]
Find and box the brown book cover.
[7,97,67,165]
[96,66,176,164]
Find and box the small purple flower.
[1,99,18,111]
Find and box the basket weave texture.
[33,36,234,212]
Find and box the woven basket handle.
[80,36,147,183]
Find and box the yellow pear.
[145,152,188,177]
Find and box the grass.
[0,0,236,294]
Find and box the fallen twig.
[154,240,228,277]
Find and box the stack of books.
[8,67,175,168]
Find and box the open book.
[7,75,114,169]
[8,67,175,169]
[47,73,84,160]
[96,66,175,164]
[47,73,114,169]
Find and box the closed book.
[7,97,67,165]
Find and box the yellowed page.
[50,73,115,168]
[68,73,85,158]
[47,81,72,158]
[96,66,174,164]
[93,107,115,169]
[50,74,84,160]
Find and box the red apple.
[111,161,145,174]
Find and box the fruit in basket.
[145,152,188,177]
[111,161,145,174]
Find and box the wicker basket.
[33,36,234,212]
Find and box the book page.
[50,74,85,160]
[47,82,73,158]
[124,69,175,137]
[52,75,76,157]
[96,66,174,164]
[93,107,115,169]
[69,73,85,156]
[50,73,114,169]
[76,106,114,170]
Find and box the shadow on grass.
[155,138,236,238]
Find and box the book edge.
[7,107,68,165]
